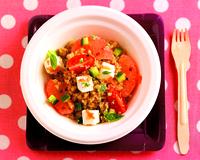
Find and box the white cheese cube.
[76,75,94,93]
[82,110,100,125]
[44,56,64,74]
[100,62,115,79]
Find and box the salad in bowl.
[44,35,141,125]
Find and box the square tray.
[26,14,165,151]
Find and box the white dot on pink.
[109,0,125,11]
[196,120,200,132]
[66,0,81,9]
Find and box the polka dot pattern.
[21,36,28,48]
[164,39,168,51]
[0,0,200,159]
[197,39,200,50]
[0,135,10,150]
[23,0,38,11]
[17,115,26,130]
[66,0,81,9]
[153,0,169,13]
[0,14,16,29]
[173,141,180,154]
[17,156,30,160]
[175,17,191,30]
[63,158,74,160]
[165,80,168,90]
[0,54,14,69]
[197,80,200,91]
[196,120,200,133]
[198,0,200,10]
[109,0,125,11]
[0,94,12,109]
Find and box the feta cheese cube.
[82,110,100,125]
[100,62,115,79]
[76,75,94,92]
[44,56,64,74]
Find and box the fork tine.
[181,29,184,42]
[172,29,176,43]
[185,29,190,42]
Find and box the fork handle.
[177,63,189,154]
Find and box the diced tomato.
[90,38,113,60]
[71,39,90,52]
[45,79,61,99]
[54,100,75,115]
[71,37,113,60]
[107,87,128,114]
[118,55,141,97]
[67,54,95,73]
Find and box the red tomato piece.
[54,100,75,115]
[118,55,141,97]
[45,79,61,99]
[107,87,128,114]
[67,54,95,73]
[71,39,91,52]
[90,38,113,60]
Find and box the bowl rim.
[20,6,161,144]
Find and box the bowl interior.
[21,6,161,144]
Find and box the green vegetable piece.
[77,117,83,124]
[82,82,90,87]
[79,58,84,63]
[102,71,111,75]
[48,95,58,105]
[104,112,123,122]
[89,67,100,78]
[81,36,89,45]
[116,72,126,82]
[61,94,70,102]
[99,84,107,93]
[75,102,82,111]
[114,47,123,57]
[47,50,57,70]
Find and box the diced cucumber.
[89,67,100,78]
[61,93,70,102]
[114,47,123,57]
[81,36,89,45]
[48,95,58,105]
[116,72,126,82]
[75,102,82,111]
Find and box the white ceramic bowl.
[20,6,161,144]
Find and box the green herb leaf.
[79,58,84,63]
[75,102,82,111]
[47,50,57,70]
[99,84,107,93]
[82,82,90,87]
[61,93,70,102]
[102,71,111,75]
[104,112,123,122]
[48,95,58,105]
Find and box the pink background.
[0,0,200,159]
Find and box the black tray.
[26,14,165,151]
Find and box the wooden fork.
[171,29,191,154]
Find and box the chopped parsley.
[102,71,111,75]
[82,82,90,87]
